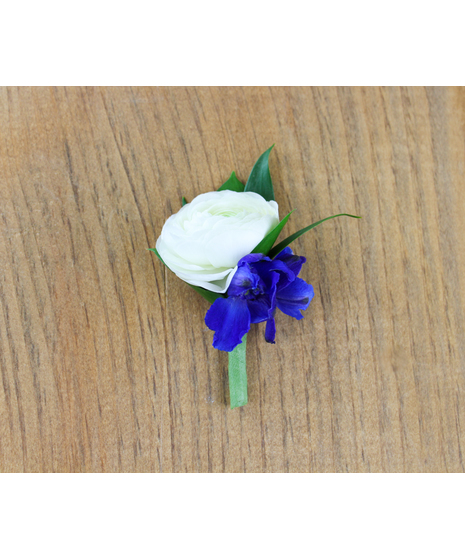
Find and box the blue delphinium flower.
[205,247,314,352]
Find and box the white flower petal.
[156,190,280,292]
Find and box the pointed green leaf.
[218,171,245,193]
[148,248,223,304]
[244,145,275,201]
[188,284,224,304]
[268,214,361,259]
[148,247,166,265]
[182,196,188,206]
[251,210,294,255]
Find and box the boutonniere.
[151,146,359,408]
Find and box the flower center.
[242,285,264,300]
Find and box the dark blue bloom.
[205,247,314,352]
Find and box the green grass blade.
[251,210,293,256]
[268,214,361,259]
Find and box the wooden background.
[0,87,464,473]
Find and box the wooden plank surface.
[0,87,464,473]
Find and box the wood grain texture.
[0,87,464,473]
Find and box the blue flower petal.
[275,247,293,257]
[276,277,314,320]
[247,294,274,323]
[252,259,295,291]
[247,268,280,323]
[228,262,259,297]
[274,248,306,279]
[205,296,251,352]
[237,253,269,266]
[265,316,276,344]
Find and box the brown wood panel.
[0,87,464,472]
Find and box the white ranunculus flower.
[156,190,279,293]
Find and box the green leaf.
[182,196,188,206]
[218,171,245,193]
[228,334,248,408]
[148,248,224,304]
[148,247,166,265]
[251,210,294,256]
[268,214,361,259]
[244,145,275,201]
[188,284,224,304]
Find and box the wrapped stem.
[228,334,248,408]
